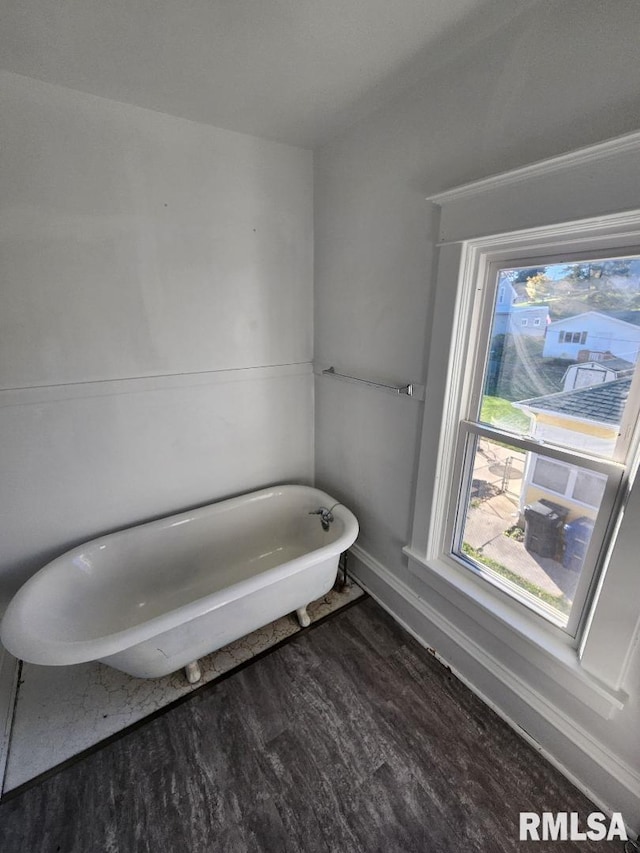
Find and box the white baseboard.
[350,543,640,837]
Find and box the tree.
[502,266,547,284]
[563,259,632,281]
[525,272,550,301]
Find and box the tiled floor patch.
[4,583,363,791]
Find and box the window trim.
[406,206,640,713]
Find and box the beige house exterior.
[515,377,629,522]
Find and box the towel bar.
[320,367,424,400]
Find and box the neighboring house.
[492,281,518,335]
[507,304,549,338]
[514,377,631,522]
[492,281,549,338]
[561,357,634,391]
[542,310,640,362]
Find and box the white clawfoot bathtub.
[0,485,358,681]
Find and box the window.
[532,457,571,494]
[530,457,607,508]
[450,254,640,635]
[560,330,588,344]
[573,469,607,507]
[521,318,528,326]
[406,141,640,717]
[534,318,541,326]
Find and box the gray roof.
[518,377,631,424]
[570,357,634,374]
[596,357,634,372]
[547,310,640,329]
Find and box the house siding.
[543,313,640,362]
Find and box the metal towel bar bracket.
[321,367,425,401]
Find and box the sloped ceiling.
[0,0,530,147]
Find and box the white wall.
[0,71,314,608]
[315,0,640,830]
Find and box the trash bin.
[524,499,569,559]
[563,516,595,571]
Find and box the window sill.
[403,545,628,719]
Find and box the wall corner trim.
[349,543,640,830]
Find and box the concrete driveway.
[461,439,579,603]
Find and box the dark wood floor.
[0,597,624,852]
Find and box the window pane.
[531,457,570,494]
[572,470,607,507]
[483,256,640,457]
[456,436,605,628]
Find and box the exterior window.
[532,457,570,493]
[451,254,640,634]
[534,318,541,326]
[573,469,607,507]
[521,318,528,326]
[529,457,607,508]
[560,331,587,343]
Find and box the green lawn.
[480,395,531,434]
[461,543,571,616]
[488,334,567,401]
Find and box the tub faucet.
[309,506,334,531]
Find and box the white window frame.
[444,244,639,639]
[405,199,640,716]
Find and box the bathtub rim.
[0,485,359,667]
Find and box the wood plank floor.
[0,598,624,852]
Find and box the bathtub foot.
[296,606,311,629]
[185,660,202,684]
